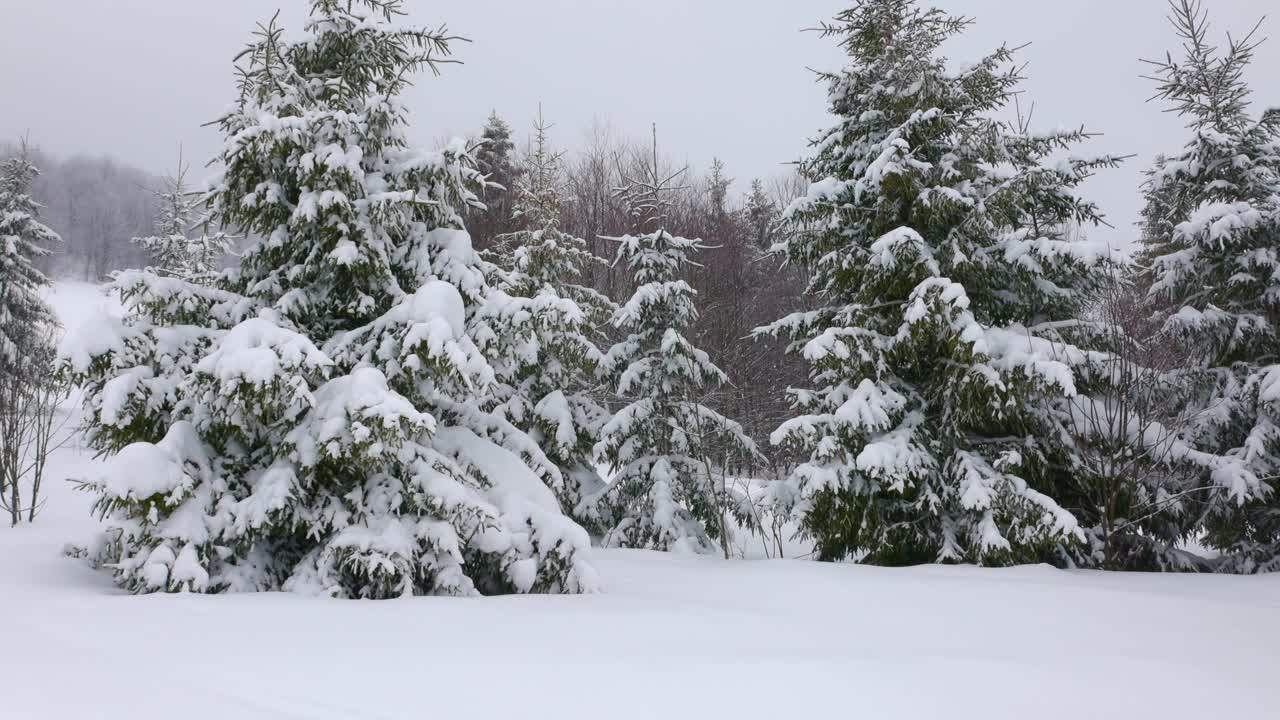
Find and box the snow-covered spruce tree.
[475,108,615,516]
[744,178,778,250]
[758,0,1123,566]
[131,155,234,280]
[468,110,521,250]
[585,131,759,555]
[1139,0,1280,573]
[60,0,597,597]
[1,146,62,524]
[0,146,59,386]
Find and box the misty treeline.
[468,115,811,467]
[0,142,158,279]
[5,0,1279,585]
[6,117,812,462]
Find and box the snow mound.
[56,309,131,374]
[288,367,433,467]
[95,421,207,502]
[195,315,332,386]
[435,426,563,515]
[395,280,466,339]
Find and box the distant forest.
[0,142,157,280]
[4,123,812,460]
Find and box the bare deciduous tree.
[1065,267,1218,570]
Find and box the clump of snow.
[397,280,466,339]
[97,366,154,427]
[834,380,906,431]
[1176,201,1266,246]
[195,315,332,386]
[288,367,433,467]
[1261,365,1280,404]
[436,426,563,515]
[95,421,207,502]
[977,325,1081,396]
[56,308,131,374]
[435,426,598,594]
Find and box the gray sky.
[2,0,1277,249]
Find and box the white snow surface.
[49,281,129,374]
[3,283,1274,719]
[195,315,332,386]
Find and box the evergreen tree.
[469,110,521,249]
[477,108,615,515]
[61,0,597,598]
[585,130,758,555]
[0,145,62,527]
[708,158,731,220]
[744,178,777,250]
[759,0,1122,566]
[131,155,234,279]
[0,145,60,386]
[476,111,516,180]
[1139,0,1280,572]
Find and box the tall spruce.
[0,145,60,386]
[0,146,62,524]
[61,0,597,598]
[744,178,777,250]
[1140,0,1280,573]
[469,110,521,249]
[477,108,615,515]
[760,0,1122,566]
[585,130,758,555]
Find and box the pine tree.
[61,0,597,598]
[759,0,1123,566]
[708,158,731,220]
[476,111,516,176]
[469,110,521,249]
[744,178,777,250]
[585,129,758,555]
[0,144,60,386]
[1139,0,1280,573]
[1,145,62,524]
[131,154,234,280]
[476,108,616,515]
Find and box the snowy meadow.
[3,282,1276,720]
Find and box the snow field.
[0,282,1274,720]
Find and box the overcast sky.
[2,0,1277,248]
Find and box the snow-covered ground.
[1,282,1276,720]
[43,280,126,341]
